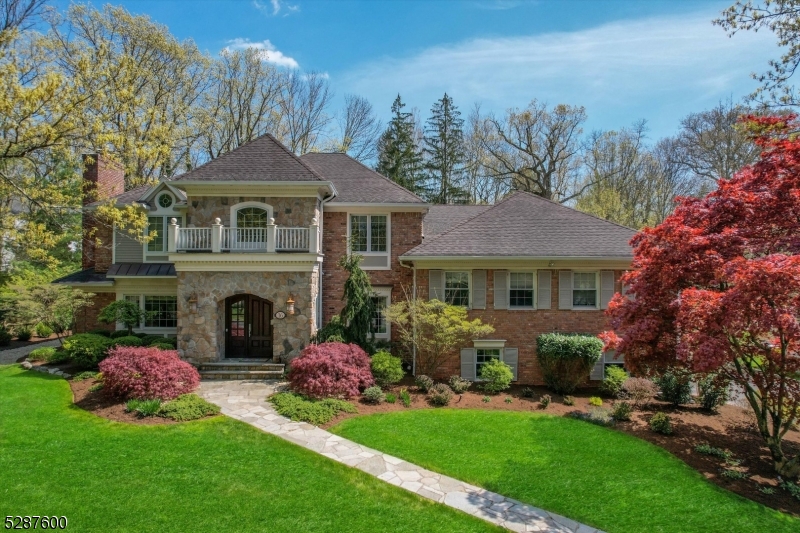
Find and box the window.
[509,272,534,308]
[144,296,177,328]
[158,193,173,208]
[445,271,469,306]
[237,207,269,228]
[476,348,501,378]
[147,216,166,252]
[370,287,391,340]
[573,272,598,308]
[349,215,387,253]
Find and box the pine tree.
[338,253,375,351]
[423,93,468,204]
[376,95,425,195]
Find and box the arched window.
[230,201,273,228]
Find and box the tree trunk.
[767,437,800,479]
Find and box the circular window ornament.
[158,194,173,208]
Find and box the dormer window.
[157,193,173,208]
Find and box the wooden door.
[248,296,273,359]
[225,295,273,359]
[225,295,248,358]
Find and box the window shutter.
[600,271,615,310]
[472,270,486,309]
[537,271,551,310]
[622,283,635,301]
[460,348,476,380]
[558,271,573,309]
[504,348,519,381]
[590,357,605,381]
[429,270,444,301]
[493,270,508,310]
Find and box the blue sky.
[52,0,780,142]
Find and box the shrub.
[589,396,603,406]
[505,396,513,404]
[34,322,54,338]
[62,333,114,368]
[721,468,748,480]
[415,374,434,393]
[448,375,472,394]
[362,386,385,404]
[109,330,131,339]
[269,392,356,425]
[399,388,411,407]
[98,300,146,336]
[88,329,112,337]
[536,333,603,394]
[649,412,673,434]
[601,366,629,397]
[112,335,143,347]
[479,359,513,394]
[288,342,374,399]
[150,337,177,348]
[521,387,535,398]
[88,383,103,392]
[27,346,57,362]
[370,351,404,387]
[0,326,11,346]
[699,375,729,412]
[571,407,614,426]
[99,346,199,401]
[134,332,148,338]
[780,481,800,501]
[428,383,454,406]
[539,394,551,409]
[125,398,162,417]
[482,396,491,403]
[655,371,692,407]
[313,315,347,344]
[73,371,99,382]
[139,335,165,346]
[562,395,575,406]
[621,377,658,408]
[385,392,397,404]
[15,327,32,341]
[612,401,633,421]
[695,443,733,461]
[150,342,176,351]
[159,394,220,421]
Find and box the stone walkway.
[197,380,604,533]
[0,340,60,365]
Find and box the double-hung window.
[370,288,391,340]
[350,214,389,269]
[509,272,534,308]
[572,272,598,308]
[444,271,470,307]
[147,216,167,253]
[476,348,501,378]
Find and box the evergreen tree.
[423,93,468,204]
[338,253,375,351]
[376,95,426,195]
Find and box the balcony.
[167,218,319,254]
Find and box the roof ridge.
[267,134,326,182]
[421,198,503,243]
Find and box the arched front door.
[225,295,273,359]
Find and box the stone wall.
[176,269,318,364]
[186,196,319,228]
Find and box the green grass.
[0,366,499,533]
[331,409,800,533]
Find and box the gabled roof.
[300,153,425,204]
[403,191,636,258]
[172,134,325,182]
[424,205,492,237]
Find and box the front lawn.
[0,366,499,533]
[331,409,800,533]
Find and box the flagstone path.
[197,380,605,533]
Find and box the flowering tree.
[600,115,800,479]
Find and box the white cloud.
[224,38,299,69]
[339,12,779,139]
[252,0,299,17]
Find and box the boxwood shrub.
[536,333,603,394]
[63,333,114,368]
[112,335,144,347]
[370,350,404,387]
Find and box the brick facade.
[321,211,423,343]
[73,292,116,334]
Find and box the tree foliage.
[97,300,146,335]
[423,93,468,204]
[376,95,426,196]
[600,115,800,479]
[338,253,375,351]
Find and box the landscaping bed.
[69,374,180,425]
[324,380,800,517]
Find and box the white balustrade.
[276,227,309,251]
[223,227,269,251]
[172,223,313,253]
[176,227,211,251]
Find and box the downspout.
[318,192,336,332]
[399,259,416,376]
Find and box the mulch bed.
[323,378,800,517]
[68,376,178,425]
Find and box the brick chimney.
[82,154,124,271]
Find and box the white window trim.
[444,270,471,308]
[507,271,536,310]
[230,201,274,228]
[474,339,506,381]
[144,215,182,260]
[370,287,391,340]
[116,293,178,334]
[347,213,391,270]
[156,192,174,209]
[571,271,600,310]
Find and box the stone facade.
[176,269,319,364]
[186,196,319,228]
[415,268,624,385]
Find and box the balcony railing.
[168,218,319,254]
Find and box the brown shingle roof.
[424,205,492,237]
[86,185,151,208]
[403,191,636,258]
[173,134,325,182]
[300,153,425,204]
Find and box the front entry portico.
[225,294,273,359]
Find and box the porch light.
[286,295,295,315]
[188,294,198,312]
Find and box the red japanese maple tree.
[601,115,800,479]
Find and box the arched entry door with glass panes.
[225,295,273,359]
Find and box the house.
[55,134,635,383]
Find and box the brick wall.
[321,211,423,342]
[416,268,624,385]
[73,292,116,334]
[81,154,124,273]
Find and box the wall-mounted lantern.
[286,295,295,315]
[188,294,198,313]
